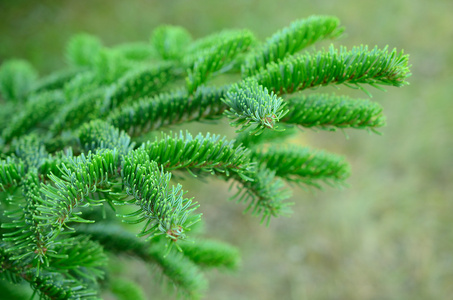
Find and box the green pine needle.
[65,33,103,67]
[282,93,386,131]
[223,79,288,135]
[0,59,38,102]
[186,30,255,94]
[253,45,411,95]
[107,85,227,136]
[151,25,193,61]
[243,15,344,76]
[231,165,293,225]
[121,149,201,244]
[143,131,253,179]
[78,120,134,156]
[251,144,351,188]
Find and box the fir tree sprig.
[223,79,288,135]
[66,33,103,67]
[101,62,176,112]
[26,275,99,300]
[93,48,135,84]
[147,240,208,299]
[0,246,97,299]
[253,45,411,95]
[63,70,100,100]
[231,165,293,225]
[242,15,344,76]
[282,93,386,131]
[37,150,120,237]
[107,85,227,136]
[0,15,412,299]
[186,30,255,94]
[109,278,146,300]
[151,25,193,61]
[233,125,297,148]
[0,59,38,102]
[112,41,157,62]
[251,144,351,188]
[183,30,257,66]
[179,239,240,270]
[29,68,83,94]
[142,131,253,179]
[121,149,201,246]
[50,62,175,134]
[2,90,65,144]
[37,149,73,180]
[0,157,25,192]
[1,172,51,269]
[74,223,209,299]
[45,236,107,281]
[78,120,135,156]
[13,135,49,172]
[0,102,18,138]
[53,63,177,134]
[50,87,107,134]
[62,68,100,102]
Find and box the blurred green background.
[1,0,452,299]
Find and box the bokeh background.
[1,0,452,299]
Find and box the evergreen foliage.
[0,59,38,102]
[223,78,288,134]
[282,93,386,132]
[0,15,410,299]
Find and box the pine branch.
[66,33,103,67]
[242,15,344,76]
[0,157,24,192]
[186,30,255,94]
[78,120,135,156]
[27,275,100,300]
[101,62,176,112]
[230,165,293,225]
[45,236,107,282]
[51,87,107,134]
[253,45,411,96]
[93,48,135,84]
[74,223,209,299]
[63,70,100,101]
[0,102,18,137]
[109,278,146,300]
[282,93,386,131]
[2,90,65,144]
[37,150,120,239]
[107,85,227,137]
[222,79,288,134]
[179,239,240,270]
[151,25,193,61]
[0,59,38,102]
[30,68,84,94]
[142,131,253,179]
[53,63,176,134]
[112,42,157,62]
[13,135,49,173]
[0,16,413,299]
[121,149,201,245]
[251,144,351,188]
[148,240,208,299]
[2,172,51,268]
[233,124,296,148]
[38,149,73,180]
[0,246,101,300]
[183,29,257,66]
